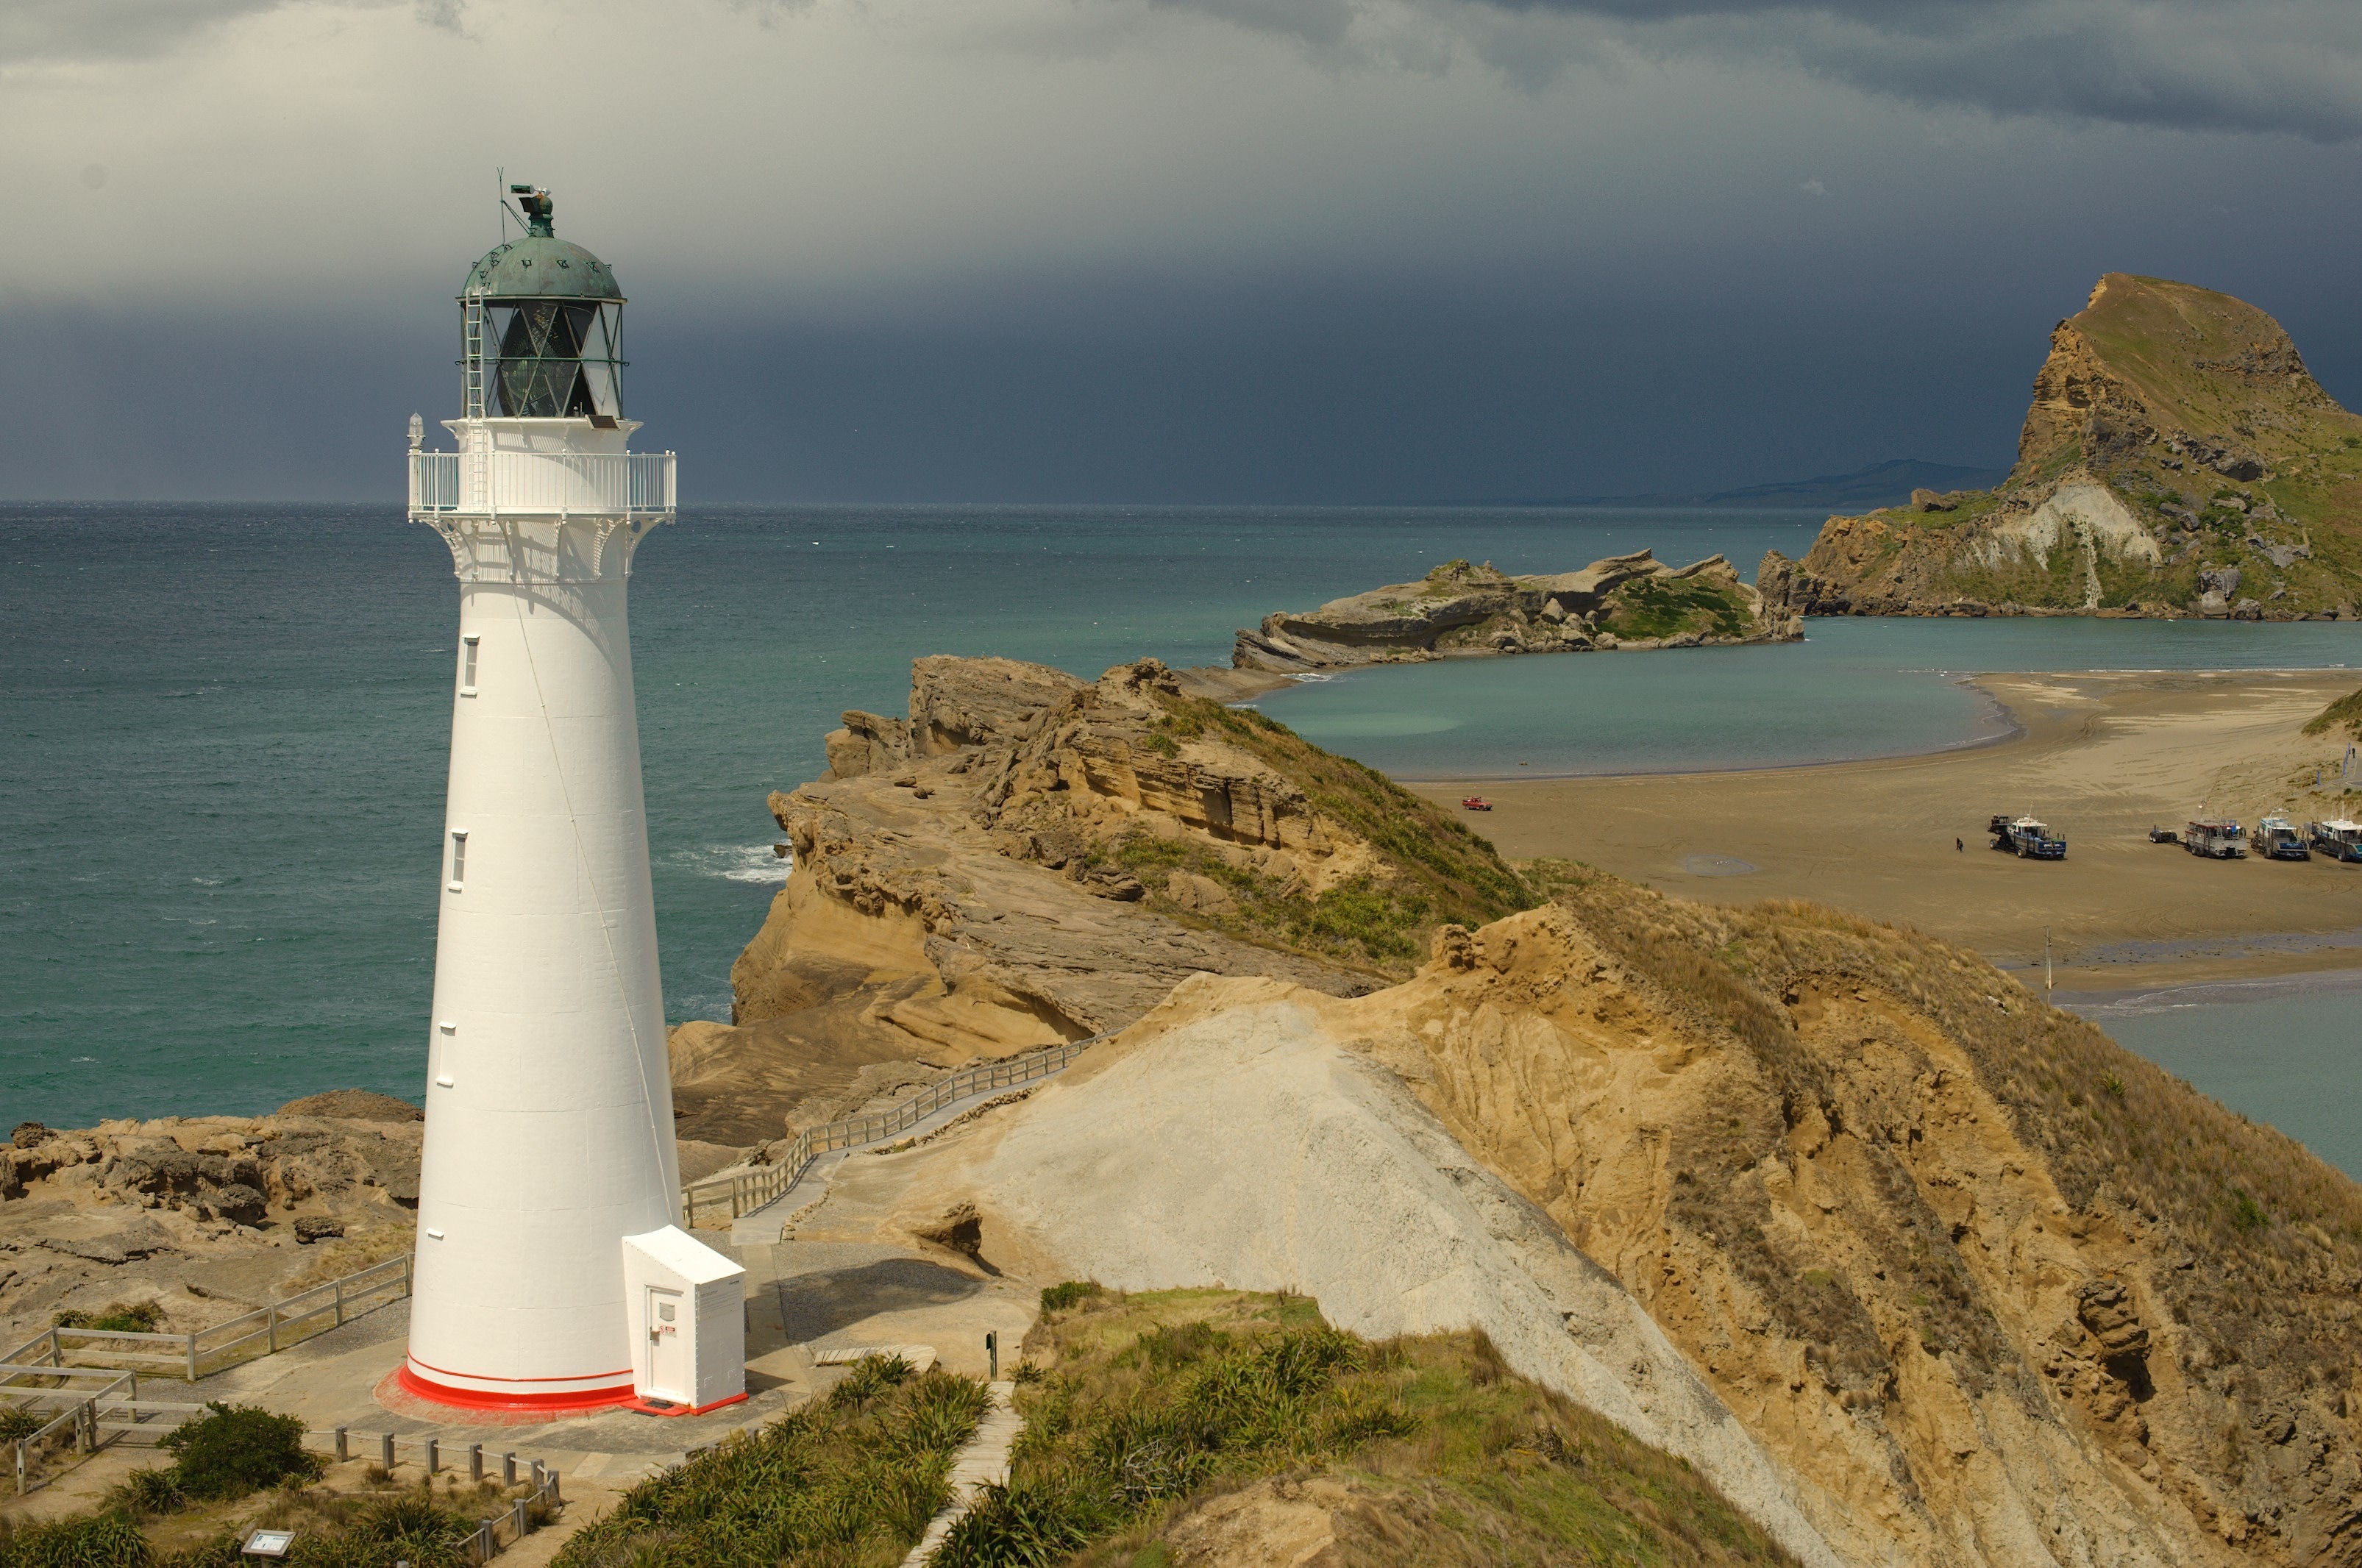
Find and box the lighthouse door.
[644,1287,687,1400]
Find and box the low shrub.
[1039,1281,1102,1315]
[50,1302,162,1333]
[106,1465,188,1519]
[157,1403,322,1503]
[0,1405,42,1444]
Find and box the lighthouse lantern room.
[399,186,738,1412]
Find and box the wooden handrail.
[2,1252,413,1387]
[681,1035,1103,1224]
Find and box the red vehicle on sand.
[1461,796,1493,811]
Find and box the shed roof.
[623,1225,745,1286]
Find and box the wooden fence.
[11,1386,567,1563]
[0,1252,412,1389]
[682,1036,1100,1226]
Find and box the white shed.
[620,1225,747,1413]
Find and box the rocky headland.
[1232,550,1800,674]
[711,653,2362,1565]
[15,652,2362,1565]
[683,652,1536,1146]
[1763,273,2362,621]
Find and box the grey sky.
[4,0,2359,500]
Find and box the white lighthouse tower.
[398,187,708,1411]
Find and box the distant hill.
[1478,458,2010,510]
[1770,274,2362,619]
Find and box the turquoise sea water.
[4,502,2358,1152]
[2066,977,2362,1180]
[1258,617,2362,778]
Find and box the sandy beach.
[1406,669,2362,991]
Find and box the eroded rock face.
[1233,552,1799,673]
[0,1101,424,1347]
[1310,898,2362,1568]
[712,655,1401,1144]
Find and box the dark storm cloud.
[1153,0,2362,139]
[0,0,458,64]
[0,0,296,61]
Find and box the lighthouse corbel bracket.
[422,513,669,585]
[590,516,665,579]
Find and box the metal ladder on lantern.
[461,288,490,510]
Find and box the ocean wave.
[670,842,794,883]
[2063,967,2362,1017]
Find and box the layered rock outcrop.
[0,1097,425,1347]
[1234,551,1801,673]
[705,653,1537,1144]
[1768,274,2362,619]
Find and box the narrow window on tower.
[449,831,468,892]
[460,634,480,696]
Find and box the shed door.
[645,1286,687,1400]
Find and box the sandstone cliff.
[840,883,2362,1568]
[1766,274,2362,620]
[697,653,1539,1144]
[1234,550,1801,673]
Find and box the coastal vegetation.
[553,1356,991,1567]
[2302,684,2362,739]
[1599,574,1754,641]
[937,1286,1799,1567]
[1123,693,1540,969]
[0,1402,508,1567]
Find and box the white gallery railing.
[408,450,675,517]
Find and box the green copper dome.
[461,235,622,302]
[454,188,631,418]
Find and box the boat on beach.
[1989,813,2066,859]
[2255,816,2310,860]
[2184,819,2247,859]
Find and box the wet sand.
[1407,670,2362,989]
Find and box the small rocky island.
[1231,550,1799,674]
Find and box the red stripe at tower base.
[396,1364,636,1413]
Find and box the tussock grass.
[939,1288,1798,1568]
[51,1302,163,1334]
[554,1357,991,1568]
[1,1479,504,1568]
